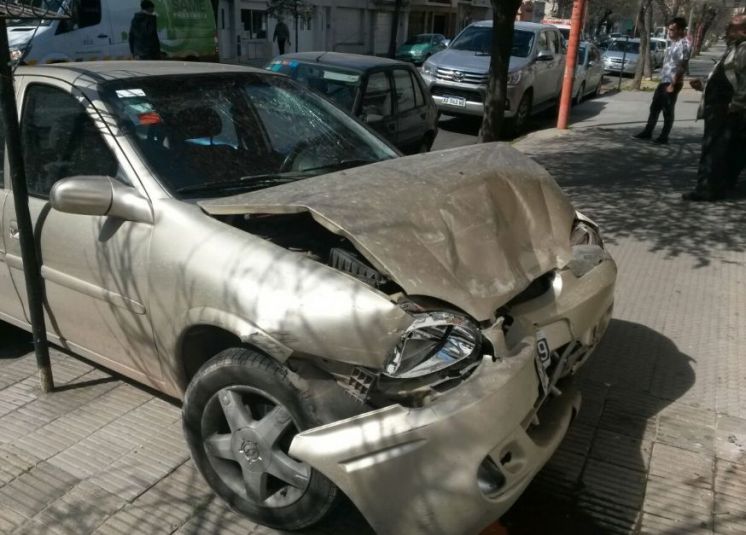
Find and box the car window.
[362,72,392,118]
[57,0,102,33]
[101,74,397,198]
[21,84,118,198]
[547,31,560,54]
[538,32,550,52]
[590,47,600,62]
[412,72,424,107]
[266,61,361,112]
[577,45,587,66]
[393,69,416,112]
[450,26,534,58]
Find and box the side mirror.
[442,39,450,47]
[536,50,554,61]
[50,176,153,224]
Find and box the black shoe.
[653,136,668,144]
[682,191,720,202]
[634,131,652,140]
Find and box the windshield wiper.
[175,173,307,196]
[300,159,381,173]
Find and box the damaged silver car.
[0,62,616,534]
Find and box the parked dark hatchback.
[267,52,439,153]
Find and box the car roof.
[15,61,266,86]
[272,52,407,71]
[471,20,557,32]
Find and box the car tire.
[594,77,603,98]
[183,348,338,530]
[509,92,532,136]
[574,83,585,106]
[417,132,435,153]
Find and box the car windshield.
[100,73,397,199]
[266,60,360,112]
[608,41,640,54]
[449,27,534,58]
[405,35,433,45]
[7,0,63,25]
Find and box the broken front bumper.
[289,247,615,535]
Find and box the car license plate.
[444,96,466,107]
[535,330,551,395]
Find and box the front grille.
[431,85,484,103]
[435,67,488,85]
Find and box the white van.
[8,0,217,65]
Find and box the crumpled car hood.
[199,142,575,321]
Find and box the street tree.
[479,0,523,142]
[387,0,405,58]
[632,0,653,89]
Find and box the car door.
[587,45,604,91]
[2,79,163,385]
[0,113,27,324]
[533,31,556,105]
[52,0,112,61]
[359,70,397,146]
[391,67,427,152]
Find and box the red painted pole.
[557,0,586,129]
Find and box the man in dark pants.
[634,17,690,144]
[683,15,746,202]
[129,0,161,60]
[273,19,290,55]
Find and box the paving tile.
[657,413,715,455]
[580,459,647,511]
[642,475,713,530]
[714,414,746,464]
[589,429,653,472]
[0,506,27,533]
[713,492,746,535]
[557,421,595,457]
[15,480,127,535]
[531,448,586,497]
[0,461,79,518]
[649,443,714,490]
[93,462,213,535]
[715,459,746,500]
[597,392,659,441]
[0,444,40,486]
[640,512,713,535]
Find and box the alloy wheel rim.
[201,386,311,508]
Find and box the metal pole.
[557,0,586,129]
[0,18,53,392]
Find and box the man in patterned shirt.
[634,17,690,144]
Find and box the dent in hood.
[199,143,575,321]
[429,48,530,74]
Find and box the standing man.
[683,14,746,202]
[634,17,690,144]
[273,18,291,55]
[129,0,161,60]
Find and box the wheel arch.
[176,307,294,390]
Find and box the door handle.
[97,34,109,39]
[8,225,19,240]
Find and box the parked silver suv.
[421,21,566,133]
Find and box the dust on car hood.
[198,143,575,321]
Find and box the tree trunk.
[644,5,653,79]
[388,0,403,58]
[632,0,651,89]
[479,0,522,142]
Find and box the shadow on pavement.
[0,322,32,359]
[516,127,746,268]
[502,319,695,533]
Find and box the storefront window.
[241,10,267,39]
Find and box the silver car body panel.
[199,142,576,322]
[290,245,616,535]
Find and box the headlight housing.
[422,60,435,76]
[571,219,603,247]
[507,70,523,86]
[384,311,481,379]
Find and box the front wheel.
[574,83,585,106]
[182,348,338,530]
[509,92,532,137]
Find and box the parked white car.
[573,41,605,104]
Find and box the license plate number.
[444,96,466,107]
[535,331,551,395]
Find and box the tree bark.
[479,0,522,142]
[388,0,403,58]
[632,0,652,89]
[644,4,653,78]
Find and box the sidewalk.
[1,59,745,534]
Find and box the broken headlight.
[570,219,603,247]
[384,312,481,379]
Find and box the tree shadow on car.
[501,319,696,534]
